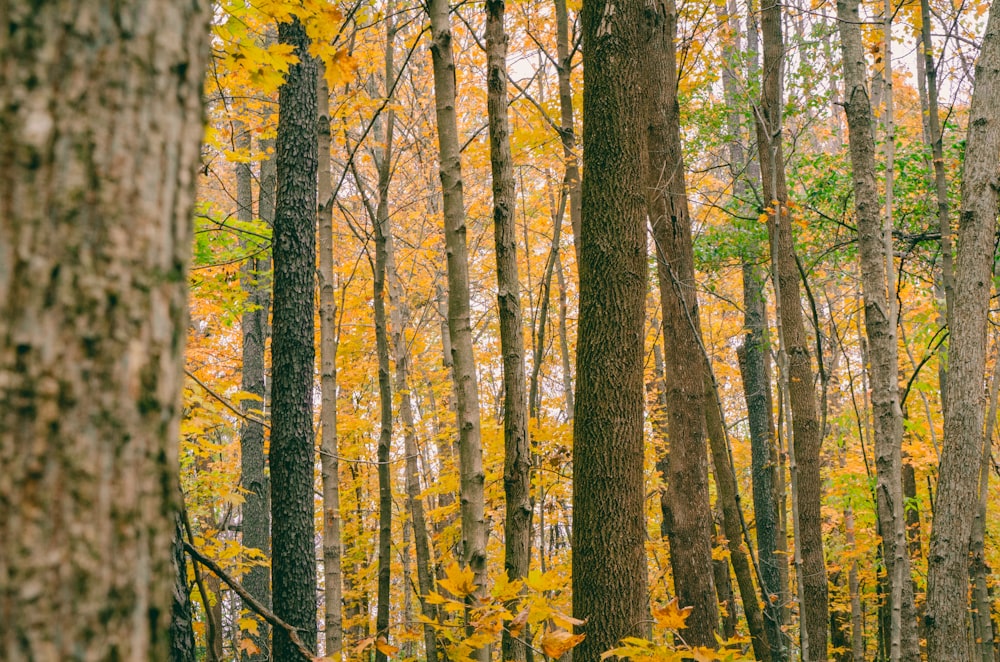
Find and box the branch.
[183,541,316,661]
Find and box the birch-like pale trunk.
[426,3,488,655]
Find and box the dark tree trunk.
[172,516,198,662]
[572,0,650,656]
[754,0,829,654]
[0,1,209,658]
[238,124,273,662]
[641,0,718,646]
[270,15,319,662]
[485,1,533,660]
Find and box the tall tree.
[925,5,1000,659]
[0,0,209,658]
[485,1,533,660]
[572,0,650,658]
[237,123,274,662]
[754,0,829,654]
[427,0,488,650]
[318,65,344,659]
[270,14,319,662]
[834,1,919,657]
[641,0,718,647]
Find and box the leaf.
[238,616,260,636]
[438,562,477,598]
[652,598,692,631]
[375,637,399,656]
[508,607,530,637]
[238,638,260,655]
[540,629,585,659]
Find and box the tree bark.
[0,1,209,659]
[426,1,488,653]
[172,515,198,662]
[485,2,533,660]
[641,0,718,646]
[270,15,319,662]
[834,2,918,658]
[554,0,582,266]
[925,6,1000,659]
[572,0,650,656]
[754,0,829,654]
[237,122,273,662]
[971,357,1000,662]
[318,65,344,660]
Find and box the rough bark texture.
[834,3,919,658]
[485,2,533,660]
[754,0,829,654]
[641,0,718,646]
[925,6,1000,659]
[738,266,789,661]
[270,15,319,662]
[704,377,772,660]
[237,123,273,662]
[554,0,582,265]
[372,52,397,662]
[427,0,488,648]
[0,2,208,659]
[171,515,198,662]
[971,362,999,662]
[572,0,650,656]
[318,67,344,659]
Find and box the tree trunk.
[971,358,1000,662]
[371,37,397,661]
[0,1,208,658]
[270,15,319,662]
[426,1,488,653]
[485,2,533,660]
[172,515,198,662]
[554,0,582,266]
[556,255,575,422]
[641,0,718,646]
[754,0,829,654]
[834,2,919,658]
[738,265,789,661]
[237,122,273,662]
[318,65,344,660]
[925,6,1000,659]
[572,0,650,656]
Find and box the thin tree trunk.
[0,1,208,658]
[754,0,829,654]
[711,514,738,642]
[572,0,650,656]
[556,255,575,422]
[371,28,398,661]
[834,2,918,658]
[426,2,488,655]
[318,65,344,661]
[237,121,273,661]
[704,375,772,660]
[270,15,319,662]
[971,356,1000,662]
[641,0,718,646]
[925,6,1000,659]
[738,265,789,661]
[172,514,198,662]
[554,0,581,265]
[485,1,533,660]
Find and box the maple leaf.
[375,637,399,657]
[652,598,692,631]
[438,562,477,598]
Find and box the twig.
[183,540,317,661]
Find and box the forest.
[2,0,1000,660]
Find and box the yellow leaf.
[508,607,530,637]
[375,637,399,656]
[438,562,477,598]
[238,638,260,655]
[540,629,585,659]
[652,598,692,631]
[238,617,260,636]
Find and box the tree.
[485,1,533,660]
[427,0,489,653]
[753,0,829,654]
[270,13,319,662]
[0,0,209,658]
[835,1,919,657]
[925,5,1000,659]
[572,0,650,658]
[641,0,719,647]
